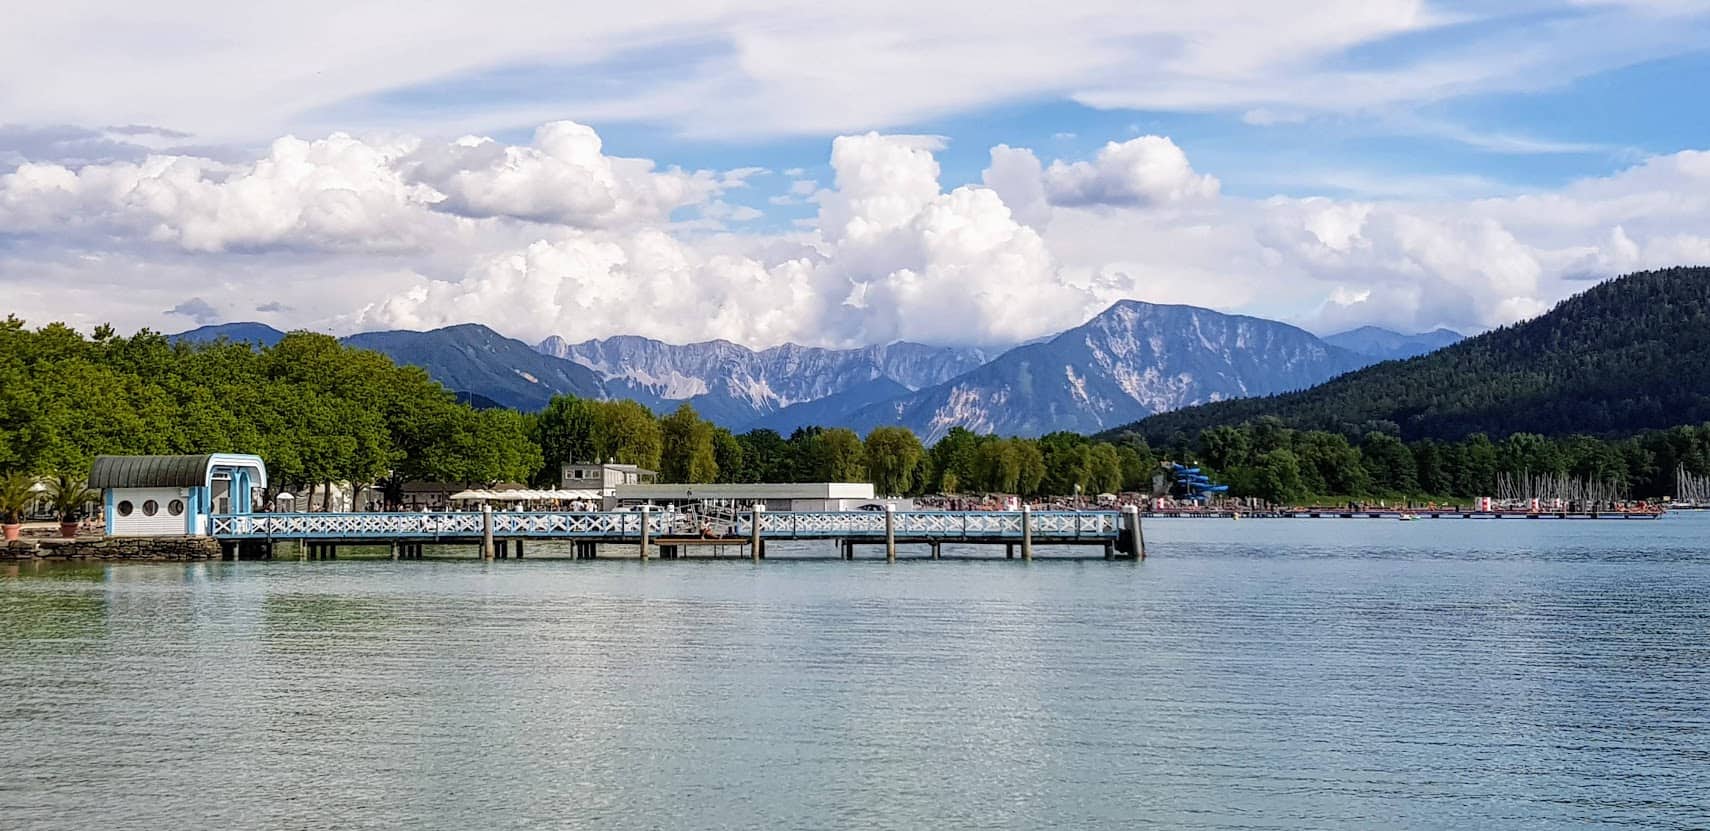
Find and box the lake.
[3,514,1708,829]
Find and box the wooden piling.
[1121,504,1145,559]
[481,503,494,560]
[750,504,764,562]
[639,505,652,560]
[390,541,398,560]
[884,503,896,562]
[1020,505,1033,561]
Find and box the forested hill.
[1116,267,1710,443]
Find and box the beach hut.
[88,454,268,537]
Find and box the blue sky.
[336,17,1710,232]
[2,1,1709,346]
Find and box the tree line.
[534,392,1710,502]
[1108,417,1710,504]
[0,318,539,508]
[5,317,1709,509]
[528,395,1152,497]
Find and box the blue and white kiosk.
[88,454,268,537]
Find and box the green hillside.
[1119,267,1710,443]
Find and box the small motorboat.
[1398,513,1418,521]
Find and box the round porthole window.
[142,500,159,517]
[168,499,185,516]
[117,500,134,517]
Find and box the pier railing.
[752,510,1118,538]
[208,509,1121,542]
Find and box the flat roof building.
[561,462,656,496]
[613,482,879,512]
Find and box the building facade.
[560,462,656,496]
[89,454,268,537]
[612,482,881,512]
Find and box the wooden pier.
[209,505,1144,561]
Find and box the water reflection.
[2,515,1708,829]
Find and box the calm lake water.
[3,514,1708,829]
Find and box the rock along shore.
[1,537,223,561]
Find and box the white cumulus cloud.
[1041,136,1221,208]
[358,131,1099,347]
[407,121,720,228]
[981,136,1219,230]
[0,121,727,255]
[5,119,1710,350]
[0,133,446,253]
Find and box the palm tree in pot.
[1,472,35,542]
[47,473,96,538]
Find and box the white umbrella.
[543,489,603,501]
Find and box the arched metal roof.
[89,454,268,489]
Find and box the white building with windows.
[560,462,655,497]
[613,482,880,512]
[89,454,267,537]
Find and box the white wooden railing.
[209,510,1120,541]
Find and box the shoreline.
[2,537,222,562]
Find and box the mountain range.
[834,301,1373,440]
[1323,326,1463,361]
[345,325,606,411]
[1115,266,1710,442]
[538,335,992,429]
[170,303,1465,437]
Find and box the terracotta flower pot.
[59,521,80,539]
[2,524,19,542]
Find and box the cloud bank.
[7,1,1705,143]
[3,121,1710,346]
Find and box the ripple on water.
[2,515,1709,830]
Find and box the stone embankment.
[1,537,223,561]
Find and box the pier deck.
[208,508,1141,561]
[1142,509,1663,520]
